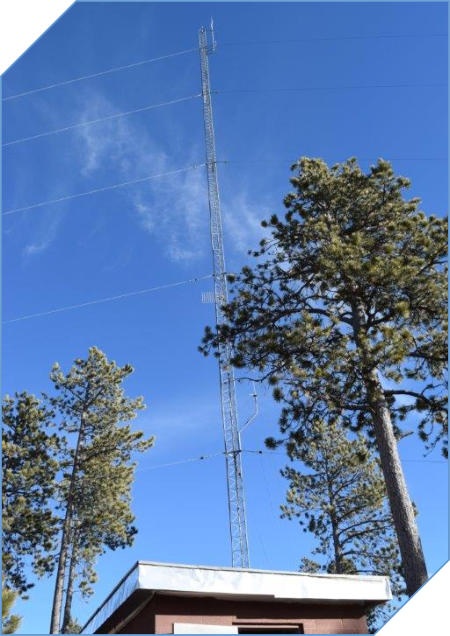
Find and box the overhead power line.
[3,155,443,217]
[4,84,445,148]
[137,451,223,473]
[221,33,448,47]
[2,163,204,216]
[217,82,446,95]
[3,94,201,147]
[3,33,445,103]
[136,447,446,474]
[242,449,446,464]
[2,47,198,102]
[3,274,213,325]
[5,82,446,148]
[223,157,447,165]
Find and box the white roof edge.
[82,561,392,634]
[136,560,386,583]
[136,562,392,602]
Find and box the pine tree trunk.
[330,513,343,574]
[61,536,77,634]
[50,413,86,634]
[324,459,343,573]
[49,516,71,634]
[365,369,428,596]
[351,300,428,596]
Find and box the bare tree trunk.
[324,456,343,573]
[351,300,428,596]
[50,414,86,634]
[50,512,73,634]
[330,512,343,573]
[61,535,78,634]
[365,369,428,596]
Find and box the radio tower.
[199,22,250,569]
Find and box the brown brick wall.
[120,593,368,634]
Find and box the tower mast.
[198,22,250,569]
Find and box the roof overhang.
[82,561,392,633]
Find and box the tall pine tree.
[47,347,153,634]
[277,420,404,630]
[60,438,145,632]
[2,393,62,594]
[201,158,447,596]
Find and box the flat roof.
[82,560,392,634]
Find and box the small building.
[82,561,391,634]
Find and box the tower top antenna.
[210,18,217,52]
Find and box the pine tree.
[60,441,143,632]
[63,616,82,634]
[201,158,447,596]
[48,347,153,634]
[278,420,404,630]
[2,393,62,594]
[2,585,22,634]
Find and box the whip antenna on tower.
[198,22,250,569]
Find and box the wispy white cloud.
[6,96,73,259]
[9,88,275,265]
[75,91,210,264]
[24,241,51,256]
[76,92,168,179]
[130,161,208,263]
[136,396,222,456]
[223,191,271,255]
[73,90,275,265]
[22,210,63,258]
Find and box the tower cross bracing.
[199,23,250,569]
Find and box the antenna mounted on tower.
[210,18,217,52]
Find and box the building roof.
[82,560,392,633]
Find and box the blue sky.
[2,2,448,633]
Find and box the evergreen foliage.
[279,420,404,630]
[48,347,154,633]
[2,585,22,634]
[2,393,62,593]
[2,349,154,633]
[62,616,82,634]
[201,157,447,596]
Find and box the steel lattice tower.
[199,23,250,569]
